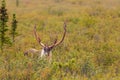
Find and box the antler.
[49,21,67,48]
[34,25,45,47]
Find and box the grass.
[0,0,120,80]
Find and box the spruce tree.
[0,0,9,52]
[11,14,17,42]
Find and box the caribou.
[24,22,67,61]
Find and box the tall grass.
[0,0,120,80]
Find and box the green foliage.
[82,16,97,28]
[54,0,63,3]
[11,14,18,42]
[0,0,120,80]
[48,7,64,16]
[80,58,95,78]
[16,0,19,7]
[0,0,9,52]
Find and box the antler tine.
[34,25,45,47]
[49,37,57,48]
[53,21,67,47]
[54,38,58,44]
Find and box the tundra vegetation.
[0,0,9,52]
[0,0,120,80]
